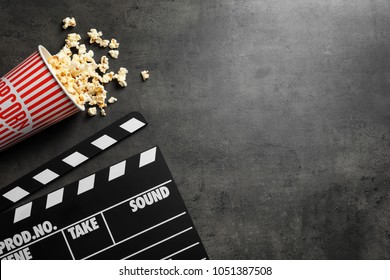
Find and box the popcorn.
[114,67,128,87]
[96,38,109,48]
[85,50,95,61]
[78,44,87,55]
[98,56,109,73]
[87,28,103,44]
[109,39,119,49]
[108,50,119,59]
[140,70,150,81]
[88,97,97,106]
[108,97,117,104]
[65,33,81,49]
[87,107,97,116]
[49,42,109,111]
[48,18,132,117]
[102,71,115,83]
[87,28,110,48]
[62,17,76,29]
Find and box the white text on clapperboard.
[129,186,170,212]
[1,186,171,260]
[67,217,99,239]
[0,221,55,260]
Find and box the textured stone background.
[0,0,390,259]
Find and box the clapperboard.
[0,112,208,260]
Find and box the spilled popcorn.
[109,39,119,49]
[141,70,150,81]
[62,17,76,29]
[87,28,109,47]
[48,20,129,117]
[109,50,119,59]
[87,28,103,44]
[99,56,109,73]
[114,67,128,87]
[108,97,117,104]
[87,107,97,116]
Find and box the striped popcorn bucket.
[0,45,84,151]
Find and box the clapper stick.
[0,146,208,260]
[0,112,148,212]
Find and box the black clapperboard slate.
[0,146,208,260]
[0,112,148,213]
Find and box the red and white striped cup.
[0,45,84,151]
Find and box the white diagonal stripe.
[139,147,157,167]
[77,174,96,195]
[12,60,46,86]
[16,68,51,96]
[120,118,145,133]
[108,160,126,181]
[91,134,117,150]
[46,188,64,209]
[3,186,30,202]
[14,202,33,223]
[33,169,59,185]
[62,151,89,167]
[29,83,61,115]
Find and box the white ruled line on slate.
[122,227,194,260]
[83,211,187,260]
[161,242,200,260]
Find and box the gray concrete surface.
[1,0,390,259]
